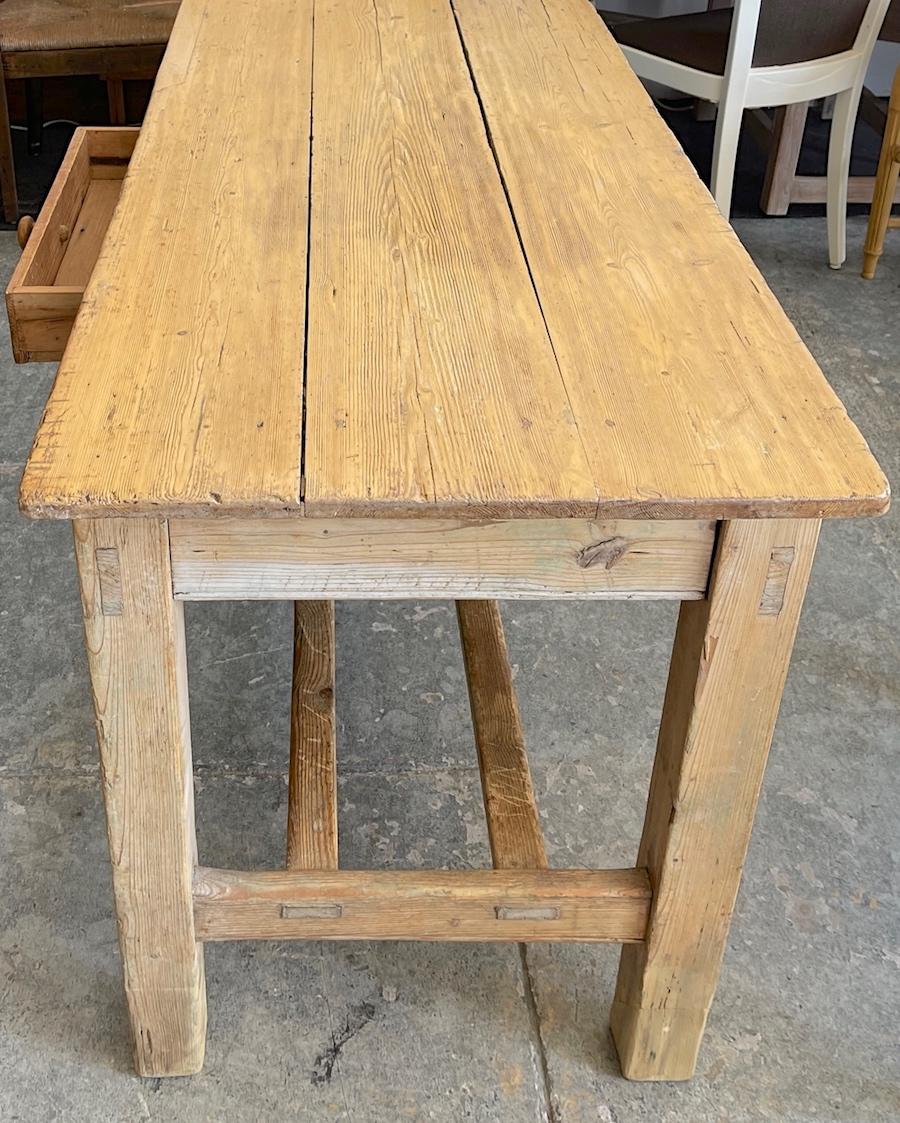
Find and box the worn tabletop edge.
[17,489,891,521]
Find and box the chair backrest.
[719,0,892,116]
[753,1,870,67]
[719,0,891,71]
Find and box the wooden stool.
[863,65,900,278]
[11,0,888,1086]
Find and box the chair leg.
[710,96,744,219]
[862,67,900,280]
[826,85,864,270]
[760,102,808,216]
[25,78,43,156]
[0,73,18,223]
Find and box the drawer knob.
[58,224,71,245]
[16,215,34,250]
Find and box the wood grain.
[193,867,651,942]
[304,0,596,519]
[18,0,888,519]
[610,518,819,1080]
[55,180,123,286]
[452,0,888,519]
[457,600,547,869]
[20,0,313,516]
[168,517,716,600]
[74,517,206,1076]
[286,601,338,871]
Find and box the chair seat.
[611,10,732,76]
[0,0,180,54]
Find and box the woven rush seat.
[0,0,179,53]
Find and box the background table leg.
[610,518,820,1080]
[74,517,207,1076]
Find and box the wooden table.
[12,0,889,1084]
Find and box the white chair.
[610,0,892,268]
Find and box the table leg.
[610,518,819,1080]
[74,518,207,1076]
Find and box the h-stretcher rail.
[194,592,652,947]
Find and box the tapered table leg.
[74,518,207,1076]
[611,519,820,1080]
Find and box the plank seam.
[448,0,600,516]
[298,0,317,513]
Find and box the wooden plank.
[6,287,83,363]
[20,0,313,519]
[84,125,140,162]
[55,180,123,286]
[193,867,651,943]
[303,0,597,519]
[610,518,820,1081]
[457,600,546,869]
[452,0,888,519]
[169,518,716,601]
[74,517,206,1076]
[13,128,90,287]
[790,174,900,205]
[2,45,167,81]
[286,602,338,870]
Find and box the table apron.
[167,517,716,601]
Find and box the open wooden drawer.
[6,127,138,363]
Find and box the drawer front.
[6,127,138,363]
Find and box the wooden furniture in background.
[863,64,900,276]
[757,0,900,215]
[610,0,892,267]
[0,0,178,223]
[11,0,889,1085]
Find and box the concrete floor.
[1,219,898,1122]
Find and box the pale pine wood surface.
[452,0,887,519]
[304,0,596,518]
[193,868,651,943]
[286,601,338,871]
[456,600,547,869]
[21,0,313,517]
[19,0,888,520]
[74,518,206,1076]
[168,517,716,600]
[611,518,820,1080]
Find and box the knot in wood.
[576,536,629,570]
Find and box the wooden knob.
[16,215,34,250]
